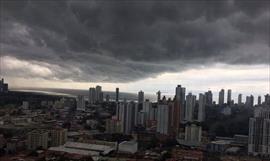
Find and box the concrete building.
[89,88,96,105]
[27,130,48,150]
[0,78,8,93]
[96,85,103,103]
[248,106,270,156]
[219,89,225,105]
[198,94,206,122]
[258,96,261,105]
[105,94,110,103]
[118,101,138,134]
[76,95,85,111]
[49,128,67,147]
[245,95,254,107]
[138,90,144,104]
[265,94,270,105]
[156,90,161,102]
[238,94,242,105]
[184,124,202,145]
[156,104,169,135]
[205,90,213,105]
[175,85,186,122]
[116,88,119,102]
[185,93,196,122]
[227,89,232,105]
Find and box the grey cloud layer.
[1,0,269,82]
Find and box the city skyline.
[0,0,269,97]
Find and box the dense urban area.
[0,78,269,161]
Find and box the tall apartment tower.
[265,94,270,105]
[219,89,225,105]
[89,87,96,105]
[185,93,196,122]
[27,130,48,150]
[227,89,232,105]
[157,90,161,102]
[116,88,119,102]
[198,94,206,122]
[258,96,261,105]
[205,90,213,105]
[175,85,186,122]
[246,95,254,107]
[76,95,85,111]
[238,94,242,105]
[96,85,103,103]
[248,107,270,156]
[138,90,144,104]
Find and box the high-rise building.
[118,101,138,134]
[89,88,96,105]
[157,90,161,102]
[138,90,144,104]
[219,89,225,105]
[184,124,202,145]
[143,100,152,126]
[205,90,213,105]
[175,85,186,123]
[238,94,242,105]
[116,88,119,102]
[246,95,254,107]
[76,95,85,111]
[157,104,169,135]
[198,94,206,122]
[49,128,67,147]
[264,94,270,105]
[27,130,48,150]
[248,107,270,156]
[227,89,232,105]
[96,85,103,103]
[185,93,196,122]
[258,96,261,105]
[0,78,8,93]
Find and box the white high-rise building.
[248,106,270,156]
[118,101,138,134]
[238,94,242,105]
[227,89,232,105]
[143,100,152,121]
[89,88,96,105]
[76,95,85,111]
[198,94,206,122]
[185,93,196,122]
[175,85,186,122]
[157,104,169,135]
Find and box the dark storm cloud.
[0,0,269,82]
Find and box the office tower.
[264,94,270,105]
[219,89,225,105]
[175,85,186,123]
[96,85,103,103]
[246,95,254,107]
[184,124,202,144]
[205,90,213,105]
[198,94,206,122]
[76,95,85,111]
[227,89,232,105]
[0,78,8,93]
[49,128,67,147]
[157,90,161,102]
[238,94,242,105]
[138,90,144,104]
[185,93,196,122]
[27,130,48,150]
[89,87,96,104]
[258,96,261,105]
[248,107,270,156]
[157,104,169,135]
[106,94,110,103]
[116,88,119,102]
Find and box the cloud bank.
[1,0,269,82]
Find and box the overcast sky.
[0,0,269,101]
